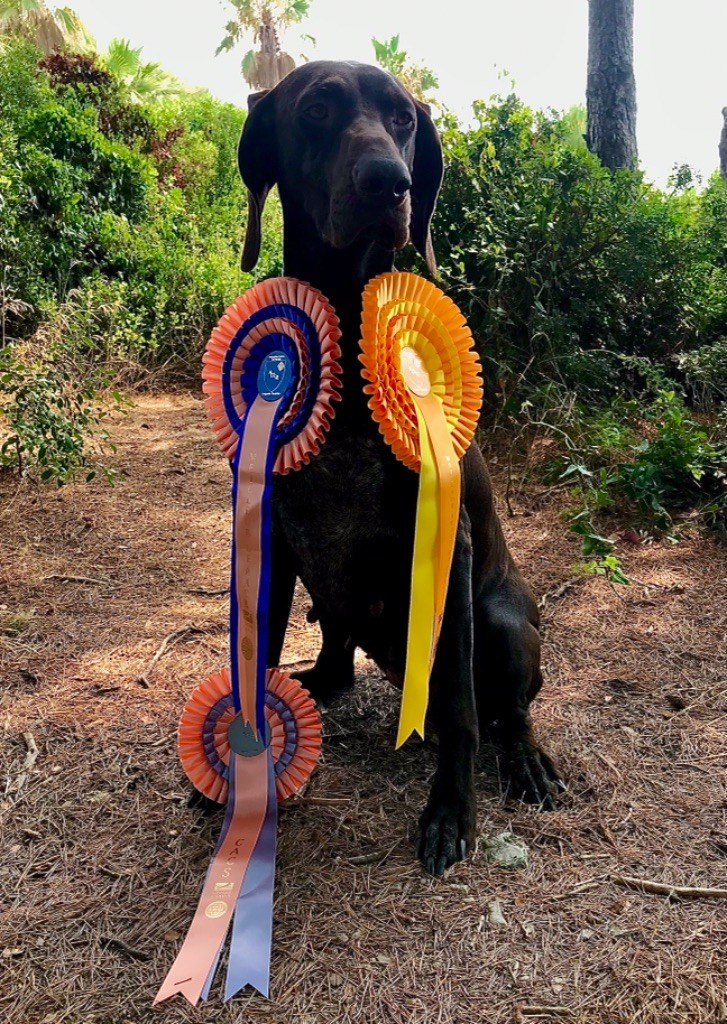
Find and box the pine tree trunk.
[720,107,727,181]
[586,0,638,170]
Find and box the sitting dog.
[237,61,563,876]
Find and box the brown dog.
[237,61,563,875]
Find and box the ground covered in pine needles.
[1,393,726,1024]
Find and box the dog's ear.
[410,100,443,277]
[238,89,277,272]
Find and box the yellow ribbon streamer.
[359,272,483,748]
[396,365,461,748]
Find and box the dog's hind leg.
[473,582,564,808]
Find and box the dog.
[237,61,563,876]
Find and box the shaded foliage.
[0,38,282,480]
[397,95,727,416]
[1,36,726,540]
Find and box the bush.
[553,391,727,561]
[0,352,118,484]
[2,37,727,507]
[0,37,253,363]
[399,96,727,415]
[680,338,727,409]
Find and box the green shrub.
[399,96,726,414]
[680,337,727,409]
[2,36,727,508]
[616,391,726,526]
[0,352,118,484]
[554,392,726,555]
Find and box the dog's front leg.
[418,508,478,876]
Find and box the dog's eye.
[394,111,415,127]
[304,102,329,121]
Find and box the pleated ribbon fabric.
[154,279,340,1006]
[359,272,483,747]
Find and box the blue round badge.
[257,350,293,402]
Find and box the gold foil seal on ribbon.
[359,272,483,746]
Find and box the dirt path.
[1,394,726,1024]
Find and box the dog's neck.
[279,203,399,430]
[280,204,395,354]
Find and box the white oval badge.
[400,347,431,397]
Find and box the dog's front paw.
[291,662,354,705]
[504,741,566,810]
[417,788,476,877]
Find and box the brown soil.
[1,394,725,1024]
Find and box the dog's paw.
[504,742,566,810]
[292,662,354,705]
[186,789,221,815]
[417,790,476,877]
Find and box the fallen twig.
[99,936,149,961]
[539,579,579,610]
[7,732,39,796]
[549,879,604,900]
[136,624,223,687]
[613,874,727,900]
[520,1007,575,1019]
[44,573,116,587]
[293,795,349,807]
[348,851,386,866]
[189,586,228,597]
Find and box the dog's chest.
[274,427,416,620]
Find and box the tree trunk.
[586,0,638,170]
[720,107,727,181]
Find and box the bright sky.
[70,0,727,188]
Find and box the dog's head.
[237,61,443,275]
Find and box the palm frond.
[105,37,143,78]
[286,0,309,22]
[241,47,255,73]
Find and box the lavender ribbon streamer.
[225,746,278,1000]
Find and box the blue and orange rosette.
[155,279,340,1007]
[359,272,483,747]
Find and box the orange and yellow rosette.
[360,272,483,747]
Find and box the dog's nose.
[353,156,412,204]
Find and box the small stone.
[482,832,529,870]
[88,791,110,804]
[487,900,507,927]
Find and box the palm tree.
[216,0,311,91]
[371,35,439,103]
[0,0,91,55]
[103,38,180,102]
